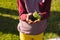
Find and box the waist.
[18,19,47,35]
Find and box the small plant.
[29,11,41,21]
[33,11,41,21]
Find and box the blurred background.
[0,0,60,40]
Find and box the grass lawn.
[0,0,60,40]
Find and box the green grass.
[0,0,19,40]
[0,0,60,40]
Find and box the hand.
[26,13,33,24]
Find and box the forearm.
[17,0,27,21]
[39,0,52,20]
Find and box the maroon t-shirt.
[17,0,51,20]
[17,0,51,35]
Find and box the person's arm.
[39,0,51,20]
[17,0,27,21]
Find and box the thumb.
[42,0,45,3]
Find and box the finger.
[28,21,32,24]
[28,20,33,24]
[26,13,32,22]
[42,0,45,3]
[26,15,29,21]
[28,13,32,15]
[33,20,40,24]
[34,20,38,22]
